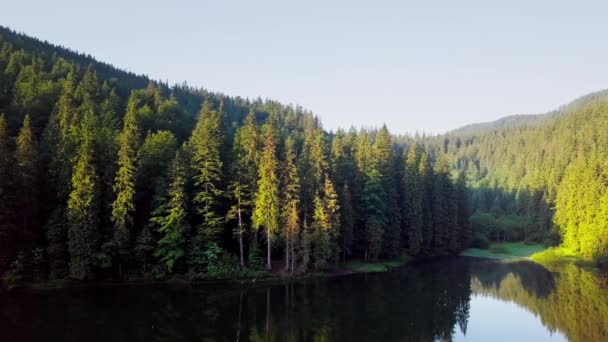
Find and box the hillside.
[0,26,470,283]
[448,114,549,136]
[436,90,608,258]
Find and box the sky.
[2,0,608,134]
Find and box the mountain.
[448,88,608,136]
[448,114,549,136]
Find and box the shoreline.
[461,242,607,272]
[3,255,412,292]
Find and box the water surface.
[2,258,607,341]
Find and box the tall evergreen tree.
[281,136,300,272]
[373,125,400,257]
[403,146,423,255]
[111,94,140,272]
[190,99,224,243]
[67,110,99,280]
[418,151,434,254]
[340,183,354,262]
[362,168,386,260]
[253,123,280,270]
[16,114,39,254]
[227,111,258,267]
[0,113,14,272]
[151,150,189,273]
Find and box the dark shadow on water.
[1,258,607,342]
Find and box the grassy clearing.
[345,255,411,273]
[530,247,599,269]
[461,242,546,260]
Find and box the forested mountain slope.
[448,114,549,136]
[0,26,470,283]
[436,91,608,258]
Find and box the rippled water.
[2,258,607,341]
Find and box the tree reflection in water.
[1,258,607,342]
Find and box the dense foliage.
[434,90,608,258]
[0,26,470,281]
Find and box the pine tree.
[112,94,140,272]
[190,99,224,243]
[67,110,99,280]
[253,123,280,270]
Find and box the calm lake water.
[2,258,607,342]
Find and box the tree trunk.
[238,198,244,267]
[267,226,272,270]
[291,236,295,274]
[285,233,289,271]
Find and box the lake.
[2,258,607,342]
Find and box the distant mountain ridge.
[448,88,608,136]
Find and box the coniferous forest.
[1,25,608,285]
[0,27,470,282]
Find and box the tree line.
[0,27,471,282]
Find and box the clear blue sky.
[3,0,608,134]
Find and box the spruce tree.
[373,125,400,257]
[112,94,140,272]
[403,146,423,255]
[311,194,330,270]
[67,110,99,280]
[16,114,39,253]
[281,136,300,272]
[340,183,354,262]
[362,168,386,260]
[190,99,224,243]
[454,171,471,250]
[432,153,452,254]
[227,111,258,267]
[151,150,188,273]
[253,123,280,270]
[418,151,434,254]
[0,114,14,272]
